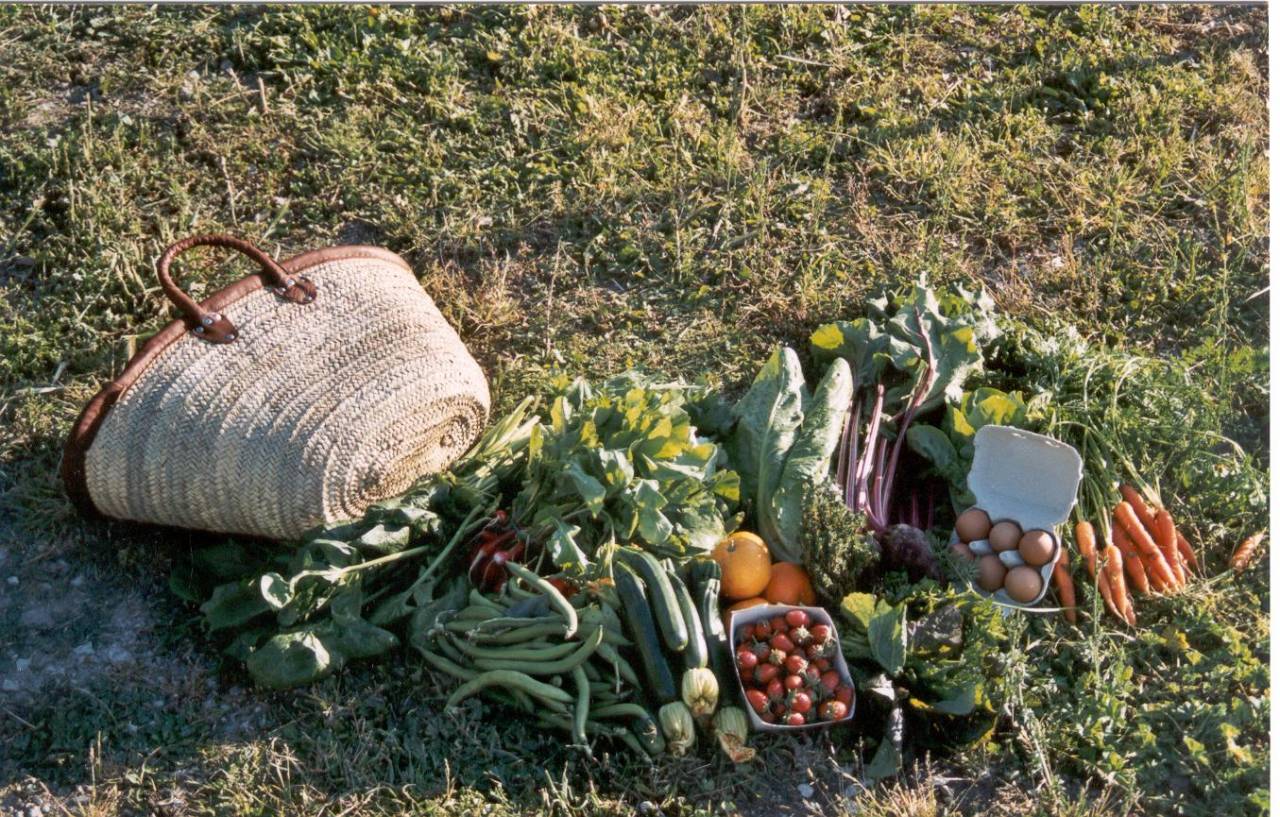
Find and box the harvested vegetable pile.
[171,277,1266,777]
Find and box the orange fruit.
[722,596,768,631]
[763,562,816,606]
[712,531,773,600]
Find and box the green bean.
[469,589,506,613]
[582,660,603,683]
[448,633,579,662]
[594,642,641,687]
[536,713,628,739]
[453,605,500,623]
[589,702,654,721]
[617,730,652,760]
[473,614,564,632]
[435,635,468,665]
[505,576,538,600]
[505,562,578,639]
[579,608,632,647]
[445,670,574,709]
[471,622,568,645]
[417,648,477,681]
[470,625,603,675]
[571,665,590,748]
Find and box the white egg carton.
[952,425,1082,607]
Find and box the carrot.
[1176,529,1199,575]
[1075,521,1099,580]
[1154,510,1185,587]
[1120,544,1151,595]
[1053,547,1077,624]
[1120,484,1161,537]
[1230,530,1267,573]
[1114,522,1164,594]
[1114,502,1179,591]
[1078,521,1121,621]
[1102,544,1132,625]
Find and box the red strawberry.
[789,691,813,714]
[784,654,808,675]
[736,649,759,670]
[766,677,785,701]
[754,663,780,684]
[820,700,848,721]
[789,626,812,647]
[745,689,768,714]
[770,615,788,634]
[820,670,840,693]
[785,609,810,628]
[784,674,805,691]
[835,685,854,706]
[770,633,795,653]
[785,712,805,726]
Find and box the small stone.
[6,576,18,586]
[70,575,85,588]
[73,641,94,657]
[798,783,815,799]
[15,657,30,671]
[104,644,131,664]
[2,679,18,692]
[20,606,56,630]
[28,806,43,817]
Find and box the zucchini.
[617,548,688,652]
[665,562,707,669]
[612,563,678,702]
[686,557,733,694]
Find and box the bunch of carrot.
[1060,484,1197,626]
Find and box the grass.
[0,5,1268,816]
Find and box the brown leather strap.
[156,234,317,344]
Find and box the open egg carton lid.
[969,425,1082,534]
[967,425,1082,608]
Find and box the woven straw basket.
[62,234,490,540]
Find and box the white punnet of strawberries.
[734,608,853,726]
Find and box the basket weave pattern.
[74,247,489,540]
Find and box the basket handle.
[156,234,317,344]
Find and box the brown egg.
[989,520,1023,552]
[1004,565,1044,603]
[950,542,976,561]
[1018,529,1057,567]
[954,508,992,544]
[977,555,1007,591]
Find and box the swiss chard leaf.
[768,359,854,562]
[730,346,809,555]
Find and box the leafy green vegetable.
[768,358,854,561]
[840,588,1004,779]
[800,484,879,606]
[729,347,853,561]
[729,346,808,549]
[510,372,740,572]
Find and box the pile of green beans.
[416,566,663,758]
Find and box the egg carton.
[726,604,856,733]
[953,425,1082,608]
